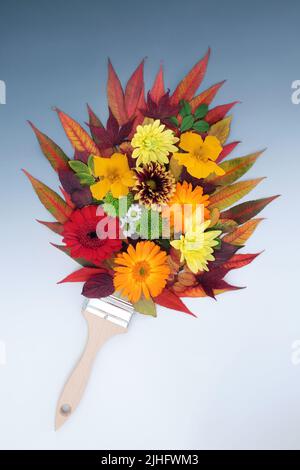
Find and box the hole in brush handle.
[60,403,72,416]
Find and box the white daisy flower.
[126,204,142,222]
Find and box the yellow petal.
[93,157,109,177]
[179,132,203,153]
[203,136,223,161]
[111,181,129,198]
[90,178,110,200]
[121,170,136,187]
[110,153,129,172]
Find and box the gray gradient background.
[0,0,299,450]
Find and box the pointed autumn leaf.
[150,64,165,103]
[87,104,104,128]
[55,108,101,156]
[208,116,232,144]
[29,121,69,172]
[178,283,241,298]
[223,252,261,270]
[51,243,95,267]
[155,288,196,317]
[190,80,226,112]
[58,266,106,284]
[37,220,64,235]
[209,178,265,211]
[222,218,263,245]
[216,141,240,163]
[107,59,128,125]
[125,59,145,118]
[221,195,280,225]
[23,170,72,223]
[170,48,210,104]
[133,297,157,317]
[205,102,239,125]
[207,150,264,186]
[128,87,146,138]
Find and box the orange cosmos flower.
[113,241,170,303]
[162,181,211,233]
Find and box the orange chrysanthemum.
[162,181,210,233]
[113,241,170,303]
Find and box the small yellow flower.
[173,132,225,178]
[131,119,179,166]
[170,220,221,273]
[91,153,135,200]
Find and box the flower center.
[107,170,120,183]
[88,231,98,239]
[146,179,157,190]
[132,261,150,280]
[143,136,157,150]
[194,148,209,162]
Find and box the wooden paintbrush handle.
[55,313,126,430]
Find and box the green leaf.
[133,297,157,317]
[87,155,94,173]
[77,172,95,186]
[194,103,208,119]
[180,115,194,132]
[179,100,191,117]
[169,116,179,127]
[69,160,89,174]
[192,120,210,132]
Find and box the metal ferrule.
[83,295,134,328]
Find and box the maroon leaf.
[216,141,240,163]
[205,101,239,125]
[82,273,115,298]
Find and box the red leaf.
[107,59,128,125]
[58,267,106,284]
[216,141,240,163]
[223,253,261,270]
[29,121,69,172]
[190,80,226,112]
[221,195,280,225]
[87,104,104,128]
[59,186,75,208]
[125,59,145,118]
[170,48,210,104]
[155,289,196,317]
[205,101,239,125]
[128,87,146,138]
[37,220,64,235]
[150,64,165,103]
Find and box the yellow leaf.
[169,155,182,181]
[208,116,232,145]
[209,178,265,211]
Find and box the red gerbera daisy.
[62,205,122,266]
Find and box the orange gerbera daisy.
[113,241,170,303]
[162,181,210,233]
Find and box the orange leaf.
[223,218,263,245]
[206,101,239,125]
[107,59,128,125]
[55,108,101,156]
[223,253,261,270]
[29,121,69,171]
[155,289,196,317]
[170,48,210,104]
[23,169,72,223]
[190,80,226,112]
[125,59,145,118]
[150,64,165,103]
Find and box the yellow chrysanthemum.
[162,181,211,233]
[131,119,179,166]
[170,220,221,273]
[90,153,135,200]
[113,241,170,303]
[173,132,225,178]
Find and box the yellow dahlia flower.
[170,220,221,273]
[113,241,170,303]
[173,132,225,178]
[90,153,135,200]
[131,119,179,166]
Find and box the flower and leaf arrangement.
[24,50,278,317]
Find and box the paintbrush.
[55,295,134,430]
